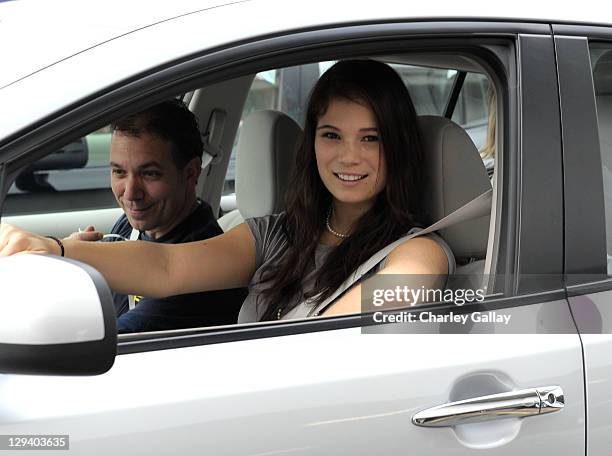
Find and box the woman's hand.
[0,223,61,256]
[66,225,104,242]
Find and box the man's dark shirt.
[106,201,247,333]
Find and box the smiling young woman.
[250,59,450,320]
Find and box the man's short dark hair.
[111,99,204,169]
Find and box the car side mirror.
[0,254,117,375]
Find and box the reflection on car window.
[10,127,111,194]
[589,43,612,274]
[4,127,114,216]
[396,66,457,116]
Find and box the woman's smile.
[334,172,369,185]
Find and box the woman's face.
[315,97,387,212]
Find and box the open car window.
[2,53,498,335]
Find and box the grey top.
[238,213,455,323]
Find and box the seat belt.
[306,188,493,317]
[201,109,226,171]
[128,228,140,310]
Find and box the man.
[72,100,246,333]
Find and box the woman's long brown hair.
[256,60,425,321]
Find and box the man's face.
[109,132,198,239]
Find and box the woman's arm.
[322,236,449,316]
[0,222,256,299]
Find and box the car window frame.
[0,21,560,353]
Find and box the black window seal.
[553,24,612,39]
[566,277,612,296]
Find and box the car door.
[553,25,612,456]
[0,10,585,456]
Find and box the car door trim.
[116,288,569,355]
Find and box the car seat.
[218,110,302,231]
[418,115,492,286]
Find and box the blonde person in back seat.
[1,60,452,322]
[479,89,496,177]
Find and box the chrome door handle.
[412,386,564,427]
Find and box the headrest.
[594,51,612,96]
[235,110,302,219]
[418,115,492,260]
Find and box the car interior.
[1,52,500,332]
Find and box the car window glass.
[395,65,457,115]
[589,43,612,274]
[3,126,114,217]
[391,65,491,149]
[451,72,492,148]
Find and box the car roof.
[0,0,609,142]
[0,0,238,88]
[2,0,610,89]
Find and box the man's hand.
[0,223,62,256]
[66,225,103,242]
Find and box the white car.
[0,1,611,455]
